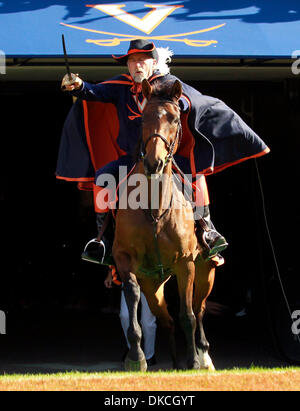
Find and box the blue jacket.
[56,71,269,185]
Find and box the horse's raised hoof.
[124,355,148,372]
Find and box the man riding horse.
[57,39,269,267]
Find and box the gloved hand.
[61,73,83,91]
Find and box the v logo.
[127,95,148,120]
[86,4,183,34]
[133,95,147,113]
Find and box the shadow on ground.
[0,306,290,375]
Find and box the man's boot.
[195,206,228,260]
[81,212,113,265]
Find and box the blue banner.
[0,1,299,58]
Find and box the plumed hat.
[112,39,159,65]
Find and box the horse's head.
[140,79,182,178]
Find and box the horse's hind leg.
[193,259,215,370]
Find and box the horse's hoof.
[198,350,215,371]
[124,356,148,372]
[201,363,215,371]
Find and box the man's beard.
[133,71,147,83]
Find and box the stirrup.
[203,232,228,260]
[206,237,228,260]
[198,229,228,261]
[81,238,106,265]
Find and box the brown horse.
[112,78,216,371]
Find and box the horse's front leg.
[175,259,199,370]
[139,277,179,370]
[193,258,216,371]
[123,275,147,371]
[115,252,147,372]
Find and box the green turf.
[0,366,299,381]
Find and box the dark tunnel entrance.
[0,77,299,368]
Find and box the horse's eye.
[167,114,178,124]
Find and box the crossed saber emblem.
[60,22,226,48]
[61,21,226,85]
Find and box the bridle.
[139,99,182,168]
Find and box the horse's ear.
[142,79,152,100]
[171,80,182,101]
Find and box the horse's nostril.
[143,158,153,176]
[144,158,164,176]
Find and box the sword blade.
[62,34,72,80]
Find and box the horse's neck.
[152,169,173,213]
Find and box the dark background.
[0,77,299,366]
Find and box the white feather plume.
[156,47,174,75]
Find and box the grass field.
[0,367,300,391]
